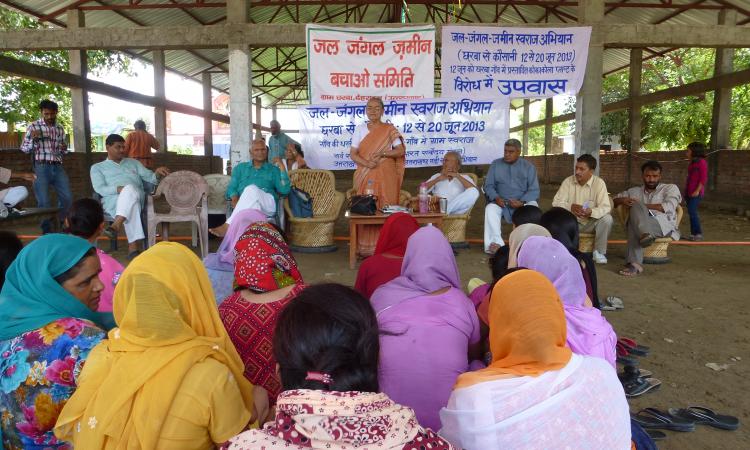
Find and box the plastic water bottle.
[418,182,429,214]
[365,179,375,196]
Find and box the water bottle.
[365,179,375,196]
[418,182,429,214]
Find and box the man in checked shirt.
[20,99,73,233]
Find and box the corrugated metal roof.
[3,1,749,106]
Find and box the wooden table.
[347,212,444,269]
[0,207,60,232]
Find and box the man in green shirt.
[209,138,290,237]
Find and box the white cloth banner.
[298,98,510,170]
[306,25,435,103]
[441,26,591,98]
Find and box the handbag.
[289,186,313,218]
[349,194,377,215]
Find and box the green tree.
[0,7,132,131]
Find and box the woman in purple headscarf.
[203,208,267,303]
[370,225,481,431]
[516,235,617,368]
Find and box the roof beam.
[1,22,749,50]
[0,54,230,123]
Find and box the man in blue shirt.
[483,138,540,253]
[267,120,298,163]
[209,138,290,237]
[91,134,170,257]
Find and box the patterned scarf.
[233,223,303,293]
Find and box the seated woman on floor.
[370,225,481,431]
[54,242,263,449]
[203,208,267,302]
[515,236,617,367]
[541,207,602,308]
[219,222,304,411]
[440,270,631,450]
[354,212,419,299]
[65,198,125,312]
[0,234,113,449]
[225,283,456,449]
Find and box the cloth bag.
[289,186,313,218]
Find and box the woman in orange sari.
[349,96,406,256]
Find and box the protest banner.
[306,24,435,103]
[297,98,510,170]
[441,26,591,98]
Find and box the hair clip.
[305,371,333,385]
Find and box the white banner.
[441,26,591,98]
[298,98,510,170]
[306,25,435,103]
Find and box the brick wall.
[0,150,222,205]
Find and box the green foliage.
[170,144,194,156]
[0,7,132,131]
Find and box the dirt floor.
[6,184,749,449]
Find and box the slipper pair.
[632,407,740,432]
[618,337,650,357]
[601,296,624,311]
[620,366,661,397]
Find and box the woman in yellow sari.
[350,96,406,255]
[54,242,265,450]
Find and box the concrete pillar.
[255,96,262,140]
[228,0,252,165]
[522,99,530,155]
[628,48,643,185]
[153,50,167,152]
[67,9,91,158]
[202,72,214,170]
[709,9,737,190]
[544,98,553,184]
[574,0,604,174]
[272,105,277,121]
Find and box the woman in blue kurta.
[0,234,113,449]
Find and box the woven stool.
[578,232,595,253]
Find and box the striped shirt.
[20,119,68,163]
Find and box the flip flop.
[618,337,650,356]
[617,355,639,366]
[624,377,661,398]
[645,429,667,441]
[619,264,643,277]
[668,406,740,431]
[631,407,695,431]
[618,365,653,382]
[605,296,624,309]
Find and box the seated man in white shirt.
[551,154,613,264]
[0,167,34,217]
[423,151,479,215]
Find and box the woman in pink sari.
[349,97,406,256]
[516,235,617,367]
[370,225,481,430]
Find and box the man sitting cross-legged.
[209,138,290,237]
[613,160,681,277]
[422,151,479,215]
[91,134,170,258]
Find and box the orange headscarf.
[455,270,571,389]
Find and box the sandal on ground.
[668,406,740,431]
[103,226,117,239]
[604,296,624,309]
[631,408,695,431]
[624,377,661,398]
[619,337,650,356]
[618,365,653,382]
[617,355,639,366]
[645,429,667,441]
[639,233,656,247]
[619,263,643,277]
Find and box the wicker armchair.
[439,173,480,248]
[283,169,344,253]
[615,204,684,264]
